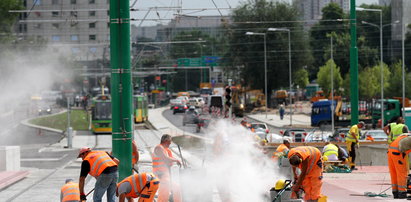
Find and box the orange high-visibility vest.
[61,182,80,202]
[84,151,117,177]
[288,146,321,174]
[272,144,289,158]
[117,173,159,198]
[388,135,410,154]
[152,145,172,175]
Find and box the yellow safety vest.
[346,125,360,143]
[388,123,397,144]
[391,124,405,143]
[323,144,338,157]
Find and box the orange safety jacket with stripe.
[84,151,117,177]
[388,135,411,155]
[272,144,289,158]
[61,182,80,202]
[132,151,137,165]
[288,146,322,175]
[117,173,159,198]
[152,145,173,175]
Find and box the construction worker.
[390,117,409,143]
[78,147,119,202]
[60,179,80,202]
[322,142,339,161]
[345,121,364,170]
[116,172,160,202]
[288,146,323,201]
[152,134,182,202]
[388,134,411,199]
[272,139,290,158]
[383,119,397,143]
[132,140,140,173]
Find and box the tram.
[134,95,148,123]
[91,94,112,134]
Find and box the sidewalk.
[247,113,312,128]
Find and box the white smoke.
[180,119,286,202]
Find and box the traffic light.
[225,86,232,107]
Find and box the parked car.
[188,97,204,108]
[305,130,332,142]
[266,133,291,143]
[250,123,270,134]
[183,107,200,126]
[329,128,350,142]
[281,129,307,142]
[361,130,388,141]
[173,104,188,114]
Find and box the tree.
[226,0,312,106]
[293,68,309,89]
[386,61,403,98]
[0,0,23,42]
[358,63,390,99]
[316,59,343,96]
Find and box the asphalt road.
[162,109,206,134]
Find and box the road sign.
[177,56,221,67]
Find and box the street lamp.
[245,31,268,119]
[356,7,385,128]
[267,28,292,126]
[360,20,400,128]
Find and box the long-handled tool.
[80,188,95,202]
[177,145,188,169]
[356,144,363,170]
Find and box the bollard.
[67,127,73,149]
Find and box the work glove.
[80,194,87,201]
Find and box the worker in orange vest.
[60,179,80,202]
[152,134,182,202]
[272,139,291,159]
[388,134,411,199]
[78,147,119,202]
[132,140,140,172]
[116,172,160,202]
[288,146,323,201]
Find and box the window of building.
[71,35,79,41]
[52,23,59,29]
[70,11,77,17]
[52,11,59,17]
[89,22,96,28]
[71,47,80,54]
[52,0,58,5]
[90,47,97,53]
[89,35,96,40]
[33,0,41,5]
[34,23,42,29]
[89,0,95,4]
[70,0,76,4]
[52,35,60,41]
[107,22,110,28]
[89,11,96,16]
[107,10,110,16]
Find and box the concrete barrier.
[0,146,20,171]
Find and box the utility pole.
[350,0,359,125]
[331,36,334,134]
[66,97,72,149]
[110,0,133,180]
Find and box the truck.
[272,90,288,107]
[371,99,402,127]
[311,100,373,127]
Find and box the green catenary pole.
[350,0,359,125]
[110,0,133,180]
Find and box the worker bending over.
[345,121,364,170]
[78,147,119,202]
[388,134,411,199]
[272,139,291,159]
[61,179,80,202]
[288,146,323,201]
[116,172,160,202]
[152,134,182,202]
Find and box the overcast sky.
[132,0,379,26]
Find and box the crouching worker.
[388,134,411,199]
[288,146,323,201]
[61,179,80,202]
[116,172,160,202]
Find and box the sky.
[132,0,379,26]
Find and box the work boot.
[399,192,407,199]
[393,191,399,199]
